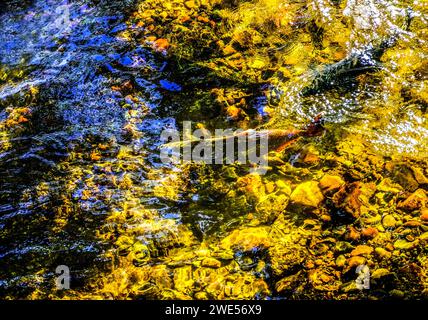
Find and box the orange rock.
[421,208,428,222]
[223,45,237,56]
[146,36,157,42]
[17,116,28,123]
[361,227,378,239]
[152,38,169,53]
[179,15,191,23]
[348,256,366,268]
[398,189,427,212]
[226,105,241,119]
[345,226,360,241]
[332,182,376,218]
[319,175,344,194]
[303,152,319,165]
[90,151,101,161]
[197,16,210,23]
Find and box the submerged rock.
[275,271,302,294]
[361,227,379,239]
[332,182,376,218]
[347,256,366,268]
[382,215,397,228]
[371,268,391,280]
[394,239,418,250]
[351,245,373,257]
[390,164,420,192]
[398,189,427,212]
[220,227,271,252]
[201,257,222,269]
[420,208,428,222]
[375,247,392,260]
[290,181,324,209]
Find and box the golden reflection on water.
[1,0,428,300]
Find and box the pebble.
[319,175,344,194]
[290,181,324,208]
[201,257,222,268]
[375,247,392,259]
[335,255,346,268]
[389,289,405,298]
[348,256,366,268]
[345,226,360,241]
[371,268,391,280]
[394,239,417,250]
[361,227,378,239]
[351,245,373,257]
[420,208,428,221]
[184,0,196,9]
[195,291,209,300]
[382,215,397,228]
[398,189,427,212]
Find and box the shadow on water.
[0,0,276,297]
[3,0,426,300]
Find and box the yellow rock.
[184,0,196,9]
[375,247,392,260]
[398,189,427,212]
[382,215,397,228]
[377,178,403,193]
[276,180,292,195]
[319,175,345,194]
[173,266,194,293]
[220,227,271,251]
[351,245,374,257]
[222,45,236,56]
[195,291,209,300]
[371,268,391,280]
[335,255,346,268]
[248,58,266,69]
[394,239,418,250]
[290,181,324,208]
[265,181,276,194]
[347,256,366,268]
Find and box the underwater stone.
[420,208,428,222]
[398,189,427,212]
[371,268,391,280]
[275,271,302,293]
[361,227,379,239]
[159,79,182,92]
[335,255,346,268]
[347,256,366,268]
[220,227,271,251]
[290,181,324,208]
[201,257,222,269]
[375,247,392,260]
[411,167,428,185]
[394,239,417,250]
[319,174,344,194]
[382,215,397,228]
[351,245,373,257]
[390,164,420,192]
[332,182,376,218]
